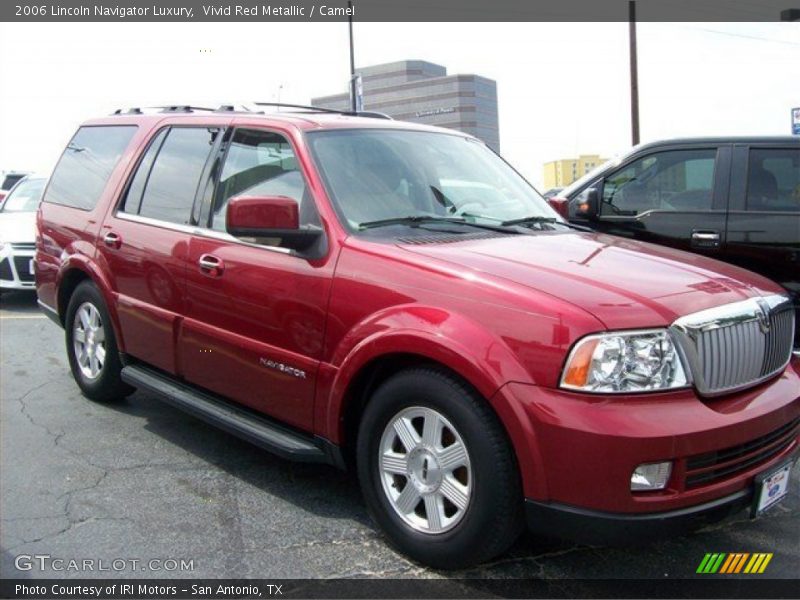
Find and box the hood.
[0,212,36,244]
[399,231,784,330]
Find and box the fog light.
[631,461,672,491]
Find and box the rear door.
[583,145,729,256]
[179,126,333,432]
[99,124,224,374]
[726,142,800,343]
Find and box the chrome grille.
[671,295,795,397]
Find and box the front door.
[179,127,334,431]
[590,146,728,257]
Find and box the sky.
[0,21,798,188]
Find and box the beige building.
[543,154,609,190]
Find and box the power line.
[677,24,800,47]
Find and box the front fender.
[318,305,542,486]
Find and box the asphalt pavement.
[1,290,798,581]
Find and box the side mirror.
[574,187,600,220]
[547,197,569,220]
[226,195,322,251]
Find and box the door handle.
[691,230,721,248]
[198,254,224,277]
[103,232,122,249]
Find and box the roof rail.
[109,103,391,119]
[111,104,260,116]
[253,102,392,120]
[155,105,217,113]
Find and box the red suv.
[35,106,799,569]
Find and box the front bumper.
[497,356,800,524]
[525,488,755,545]
[0,244,36,290]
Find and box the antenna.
[253,102,342,114]
[253,102,392,120]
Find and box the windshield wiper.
[501,215,592,232]
[359,215,522,234]
[359,215,468,230]
[500,215,558,226]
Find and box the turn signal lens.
[562,338,599,388]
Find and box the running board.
[121,365,338,465]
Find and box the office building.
[312,60,500,151]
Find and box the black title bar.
[3,578,800,599]
[2,0,800,22]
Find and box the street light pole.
[629,0,640,146]
[348,1,357,112]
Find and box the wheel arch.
[56,259,126,353]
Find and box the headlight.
[561,329,688,393]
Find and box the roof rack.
[110,103,391,119]
[155,105,217,113]
[253,102,392,120]
[110,104,259,116]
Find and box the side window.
[211,129,311,232]
[746,148,800,212]
[601,149,716,216]
[119,128,168,215]
[135,127,217,225]
[44,126,137,210]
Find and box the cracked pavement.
[1,290,798,580]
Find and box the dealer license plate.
[752,460,794,517]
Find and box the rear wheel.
[65,281,131,402]
[357,367,524,569]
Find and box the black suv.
[556,137,800,346]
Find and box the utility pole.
[347,1,360,112]
[629,0,640,145]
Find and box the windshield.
[307,129,555,230]
[1,178,46,213]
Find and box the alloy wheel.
[378,406,472,534]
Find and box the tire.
[65,281,132,402]
[357,367,524,569]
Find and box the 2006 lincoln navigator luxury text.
[35,106,799,568]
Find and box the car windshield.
[306,129,556,230]
[1,178,46,213]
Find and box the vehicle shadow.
[102,391,370,524]
[0,290,39,314]
[100,390,578,577]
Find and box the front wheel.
[357,367,524,569]
[65,281,132,402]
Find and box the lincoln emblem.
[755,298,771,334]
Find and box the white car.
[0,176,47,292]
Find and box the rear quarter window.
[44,125,137,211]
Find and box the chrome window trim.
[670,294,794,397]
[114,212,293,255]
